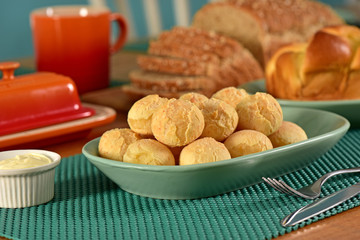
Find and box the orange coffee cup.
[30,5,128,94]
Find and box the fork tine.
[278,180,304,198]
[263,177,300,197]
[269,178,295,195]
[263,178,280,191]
[262,177,280,190]
[263,177,289,194]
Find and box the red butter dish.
[0,62,95,136]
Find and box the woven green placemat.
[1,130,360,240]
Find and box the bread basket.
[0,61,95,136]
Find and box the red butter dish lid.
[0,62,95,136]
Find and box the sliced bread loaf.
[126,26,264,100]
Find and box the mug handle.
[109,13,128,54]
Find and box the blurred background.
[0,0,359,61]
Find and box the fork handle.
[318,167,360,185]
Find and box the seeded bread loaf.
[124,26,263,99]
[143,33,262,88]
[192,0,344,67]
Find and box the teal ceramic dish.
[240,79,360,128]
[83,107,350,200]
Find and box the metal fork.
[262,167,360,199]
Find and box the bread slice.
[129,70,217,93]
[192,0,344,67]
[148,41,221,65]
[137,55,220,77]
[157,27,243,59]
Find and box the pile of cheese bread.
[99,88,307,166]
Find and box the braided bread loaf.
[266,25,360,100]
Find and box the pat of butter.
[0,153,52,169]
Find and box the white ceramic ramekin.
[0,149,61,208]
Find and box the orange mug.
[30,5,128,94]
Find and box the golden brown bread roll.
[224,130,273,158]
[200,98,238,141]
[123,139,175,166]
[266,24,360,100]
[211,87,249,108]
[268,121,308,148]
[236,92,283,136]
[179,92,209,109]
[98,128,142,161]
[127,94,168,135]
[179,137,231,165]
[151,98,205,147]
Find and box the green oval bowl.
[240,79,360,128]
[82,107,350,200]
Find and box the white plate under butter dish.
[240,79,360,128]
[83,107,350,200]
